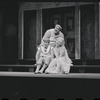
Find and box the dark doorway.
[24,10,36,59]
[81,4,95,59]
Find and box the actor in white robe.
[35,39,54,73]
[45,37,73,74]
[42,24,64,48]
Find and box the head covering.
[55,24,62,31]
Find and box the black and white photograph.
[0,1,100,100]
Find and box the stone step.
[0,64,36,72]
[0,64,100,73]
[70,65,100,73]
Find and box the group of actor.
[35,24,73,74]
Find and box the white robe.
[45,45,73,74]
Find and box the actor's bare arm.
[36,49,41,63]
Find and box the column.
[75,5,81,59]
[95,3,99,59]
[36,9,42,47]
[99,2,100,58]
[18,10,24,59]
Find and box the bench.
[70,65,100,73]
[0,64,36,72]
[0,59,36,72]
[0,59,100,73]
[72,59,100,65]
[70,59,100,73]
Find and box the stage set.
[0,2,100,100]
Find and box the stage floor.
[0,72,100,98]
[0,72,100,79]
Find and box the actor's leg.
[35,64,42,73]
[39,57,51,73]
[45,58,57,73]
[35,57,43,73]
[39,63,48,73]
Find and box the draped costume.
[40,27,73,74]
[45,42,73,74]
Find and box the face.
[54,28,59,35]
[43,42,49,48]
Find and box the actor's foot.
[38,71,43,74]
[45,71,49,74]
[34,71,39,74]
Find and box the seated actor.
[45,37,73,74]
[35,39,54,74]
[42,24,64,48]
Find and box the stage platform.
[0,72,100,99]
[0,72,100,79]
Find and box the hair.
[56,37,64,46]
[55,24,62,31]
